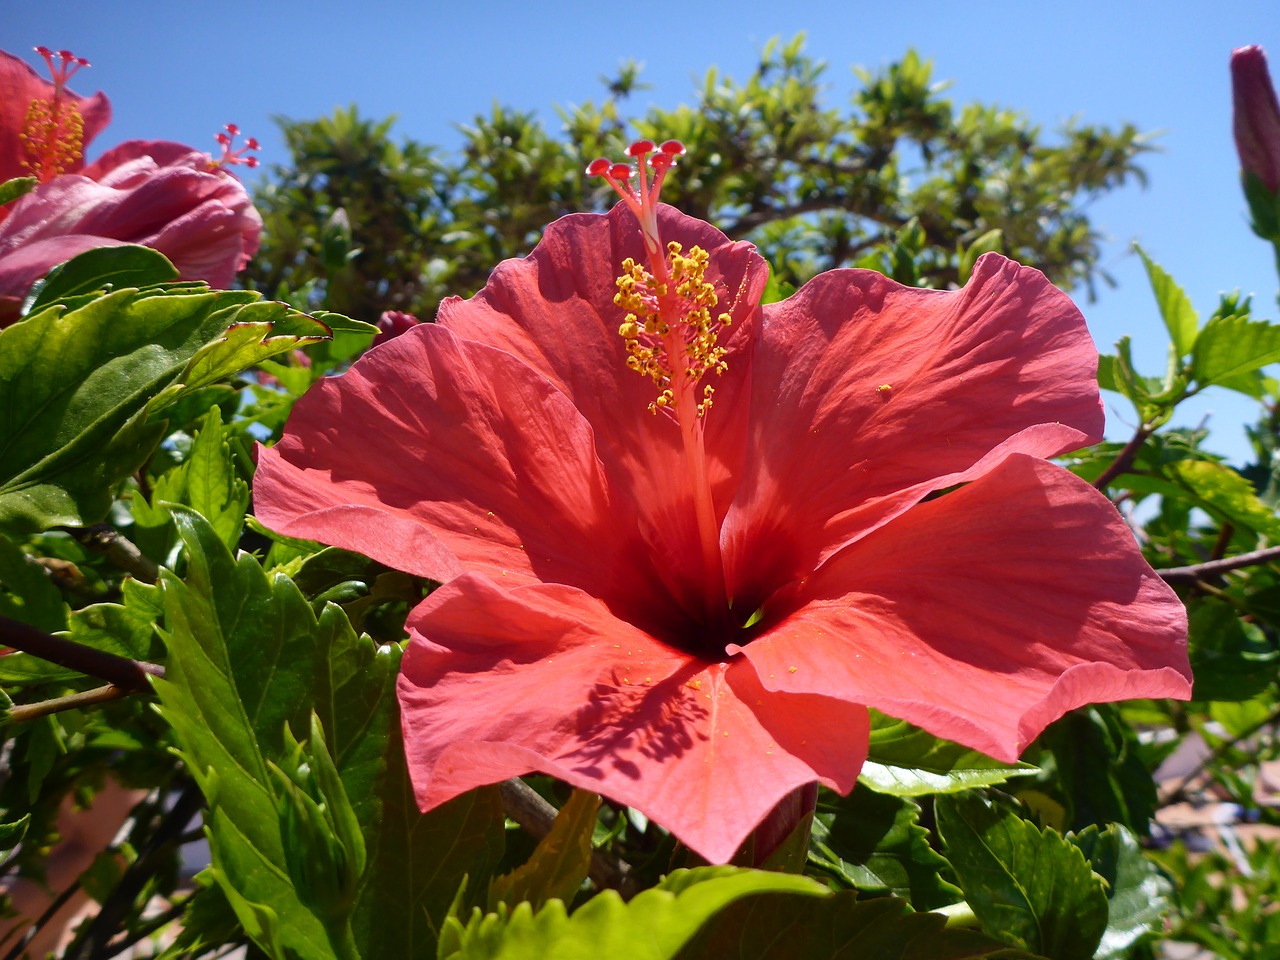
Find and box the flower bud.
[1232,45,1280,195]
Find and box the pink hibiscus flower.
[254,140,1191,863]
[0,47,261,325]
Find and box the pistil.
[589,140,736,634]
[20,47,91,182]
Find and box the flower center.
[589,140,738,637]
[20,46,90,182]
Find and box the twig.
[1,875,84,960]
[1163,703,1280,804]
[68,524,158,584]
[5,685,133,723]
[499,778,635,898]
[0,615,163,691]
[1158,544,1280,584]
[63,785,205,960]
[1093,425,1153,490]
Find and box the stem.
[1158,544,1280,584]
[499,779,635,898]
[68,524,158,584]
[1093,425,1153,490]
[6,684,132,723]
[0,615,163,690]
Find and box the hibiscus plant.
[0,36,1278,960]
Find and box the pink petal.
[438,203,768,613]
[254,322,687,633]
[734,454,1190,762]
[397,573,868,864]
[723,254,1105,611]
[0,48,110,185]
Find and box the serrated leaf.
[862,712,1036,796]
[936,792,1108,960]
[1191,312,1280,389]
[440,866,826,960]
[1135,247,1198,357]
[1033,706,1158,837]
[808,787,960,909]
[0,285,326,535]
[134,407,248,553]
[1069,824,1172,959]
[0,579,159,685]
[23,245,179,314]
[145,311,330,417]
[154,508,503,960]
[489,789,599,912]
[1169,458,1280,539]
[675,889,1033,960]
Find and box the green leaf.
[0,286,327,535]
[1169,458,1280,539]
[0,175,36,207]
[489,789,599,912]
[145,308,331,417]
[134,407,249,553]
[0,579,159,685]
[675,890,1033,960]
[959,229,1003,284]
[1069,825,1172,959]
[0,533,68,633]
[936,792,1108,960]
[1187,598,1280,702]
[1191,311,1280,389]
[1135,246,1198,357]
[808,787,961,909]
[154,508,503,960]
[862,712,1036,796]
[439,867,827,960]
[0,813,30,853]
[24,245,179,314]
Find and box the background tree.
[243,36,1151,321]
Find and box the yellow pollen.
[614,243,731,417]
[20,96,85,182]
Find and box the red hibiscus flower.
[0,47,261,325]
[254,141,1191,863]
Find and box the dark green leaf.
[23,246,179,314]
[676,890,1034,960]
[0,286,325,535]
[0,813,30,852]
[1187,598,1280,702]
[809,787,960,909]
[936,792,1108,960]
[1069,825,1172,959]
[863,712,1036,796]
[0,533,67,633]
[155,508,503,960]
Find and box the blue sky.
[6,1,1279,458]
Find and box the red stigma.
[33,45,90,94]
[211,123,261,171]
[585,136,687,257]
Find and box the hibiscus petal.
[438,203,768,614]
[734,454,1190,762]
[254,322,683,633]
[723,254,1104,610]
[398,574,868,864]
